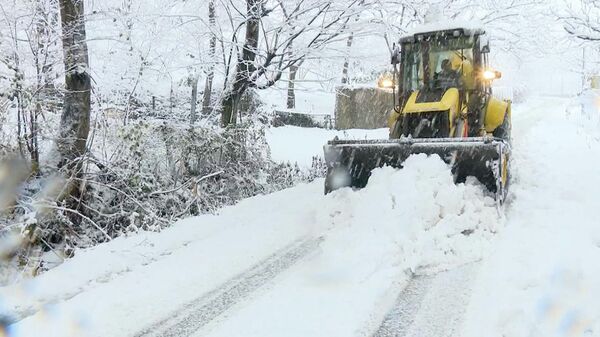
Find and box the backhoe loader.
[324,24,512,203]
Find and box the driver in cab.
[435,59,459,88]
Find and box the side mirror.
[391,43,401,65]
[480,35,490,53]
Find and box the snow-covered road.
[3,96,600,337]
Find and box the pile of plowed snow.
[317,154,501,277]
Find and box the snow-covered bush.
[0,103,324,282]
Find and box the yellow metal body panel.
[387,88,461,130]
[387,88,510,137]
[387,109,398,129]
[402,88,460,115]
[484,96,509,133]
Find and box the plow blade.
[324,137,510,202]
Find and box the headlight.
[379,78,394,89]
[483,69,502,81]
[377,71,395,89]
[483,70,497,80]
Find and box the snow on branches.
[560,0,600,42]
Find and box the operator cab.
[387,25,503,138]
[395,27,492,98]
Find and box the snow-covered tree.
[0,0,62,173]
[57,0,91,185]
[201,0,217,117]
[561,0,600,42]
[220,0,364,126]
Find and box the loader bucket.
[324,137,510,202]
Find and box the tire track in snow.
[135,236,322,337]
[373,263,478,337]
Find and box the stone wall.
[334,87,394,130]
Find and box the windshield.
[402,36,475,92]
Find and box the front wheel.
[493,111,511,142]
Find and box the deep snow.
[185,155,500,337]
[3,146,500,337]
[462,96,600,337]
[3,96,600,337]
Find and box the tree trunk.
[286,26,297,110]
[221,0,262,127]
[57,0,91,173]
[190,76,199,124]
[170,86,174,116]
[30,2,54,175]
[202,0,216,115]
[341,31,354,85]
[202,72,215,116]
[287,64,298,109]
[221,94,236,127]
[341,4,364,85]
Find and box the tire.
[390,119,403,139]
[493,111,511,141]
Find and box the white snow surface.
[3,183,321,336]
[192,158,499,337]
[3,96,600,337]
[567,89,600,135]
[266,126,389,167]
[3,152,499,337]
[462,96,600,337]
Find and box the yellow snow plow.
[324,25,512,203]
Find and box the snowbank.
[462,97,600,337]
[266,126,389,167]
[321,155,500,275]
